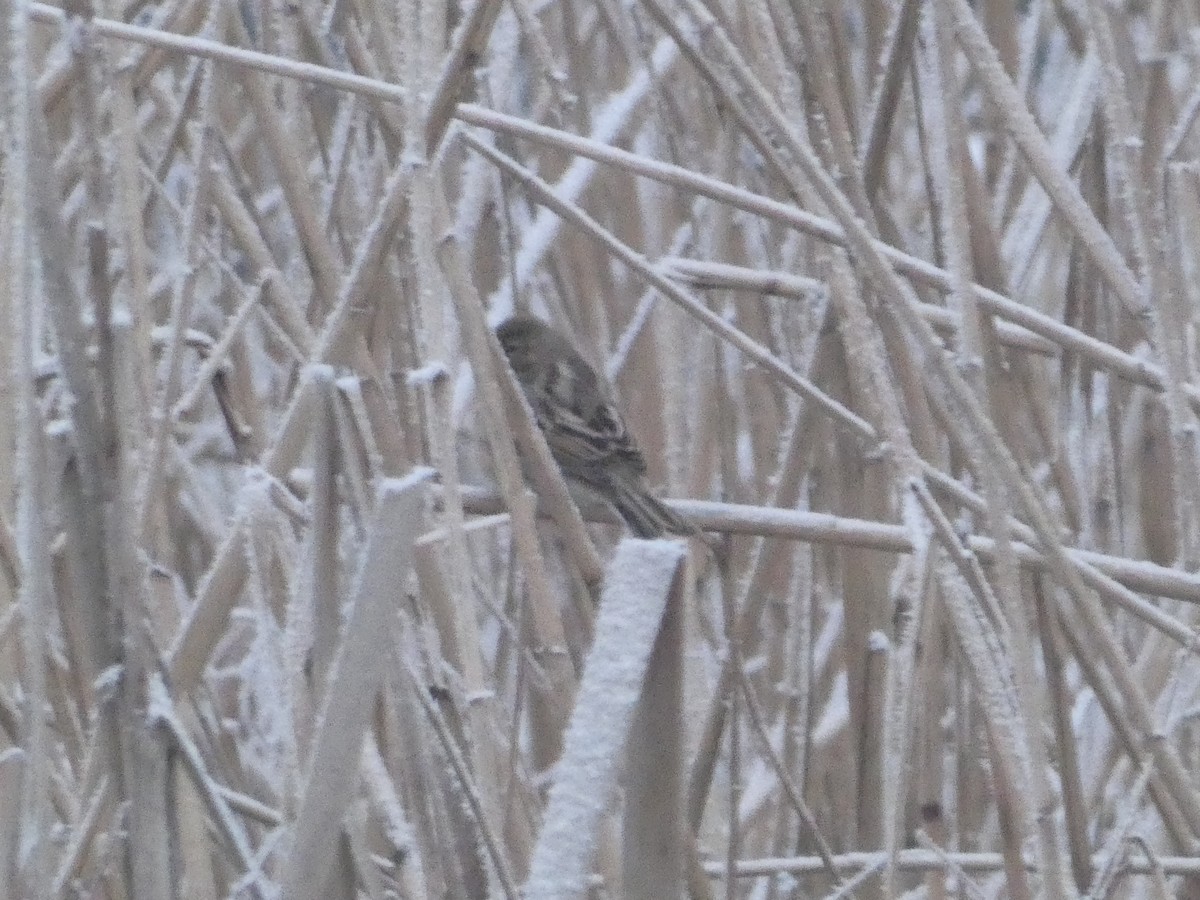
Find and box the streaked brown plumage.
[495,315,695,538]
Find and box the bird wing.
[532,360,647,477]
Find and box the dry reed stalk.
[432,179,578,780]
[280,473,429,900]
[6,2,55,895]
[928,6,1071,895]
[523,539,684,899]
[705,847,1200,879]
[945,0,1146,322]
[0,748,25,900]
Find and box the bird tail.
[607,476,696,538]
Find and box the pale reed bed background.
[1,0,1200,898]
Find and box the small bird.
[495,314,696,538]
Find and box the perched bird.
[495,314,695,538]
